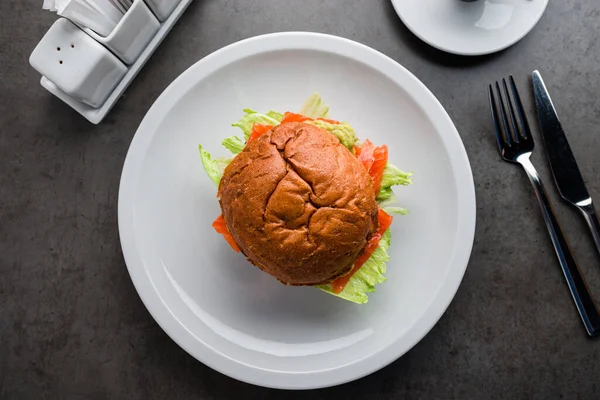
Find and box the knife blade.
[532,70,590,206]
[532,70,600,258]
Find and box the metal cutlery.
[488,76,600,336]
[532,70,600,258]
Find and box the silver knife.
[532,70,600,256]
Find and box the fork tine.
[495,81,514,146]
[502,78,521,143]
[508,75,531,139]
[488,84,506,153]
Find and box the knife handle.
[520,157,600,336]
[578,203,600,259]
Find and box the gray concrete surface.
[2,0,600,399]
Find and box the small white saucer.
[391,0,549,56]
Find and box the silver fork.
[489,76,600,336]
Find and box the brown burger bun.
[218,122,379,286]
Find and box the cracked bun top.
[218,122,379,286]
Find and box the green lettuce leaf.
[376,187,394,203]
[266,110,284,121]
[198,145,232,186]
[232,109,283,140]
[307,120,358,150]
[215,157,233,176]
[222,136,245,154]
[377,163,412,202]
[298,93,329,118]
[380,163,413,188]
[376,195,398,208]
[316,229,391,304]
[384,206,409,215]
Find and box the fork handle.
[576,203,600,260]
[520,156,600,336]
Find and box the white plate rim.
[118,32,476,389]
[390,0,549,56]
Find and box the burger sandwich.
[199,94,412,303]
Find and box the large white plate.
[391,0,548,56]
[118,32,476,389]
